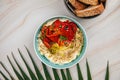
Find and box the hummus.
[37,19,83,64]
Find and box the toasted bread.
[69,0,86,10]
[75,3,104,17]
[79,0,98,5]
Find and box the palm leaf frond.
[42,63,52,80]
[18,49,37,80]
[11,52,30,80]
[0,61,14,80]
[25,46,44,80]
[7,56,24,80]
[77,63,83,80]
[52,68,60,80]
[105,61,109,80]
[60,69,67,80]
[86,59,92,80]
[0,70,9,80]
[0,47,110,80]
[66,68,72,80]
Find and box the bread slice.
[74,3,104,17]
[69,0,86,10]
[79,0,98,5]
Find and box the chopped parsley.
[60,35,67,40]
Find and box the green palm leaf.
[7,56,24,80]
[0,70,9,80]
[86,59,92,80]
[18,49,37,80]
[66,68,72,80]
[0,61,14,80]
[77,63,83,80]
[52,68,60,80]
[25,46,44,80]
[60,69,67,80]
[0,47,110,80]
[42,63,52,80]
[105,61,109,80]
[11,52,30,80]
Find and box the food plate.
[34,16,87,69]
[64,0,106,18]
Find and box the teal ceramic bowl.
[34,16,87,69]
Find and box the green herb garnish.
[60,35,67,40]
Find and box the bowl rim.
[34,16,88,69]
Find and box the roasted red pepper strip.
[53,19,62,30]
[43,37,51,48]
[60,24,74,41]
[48,35,59,43]
[46,29,60,43]
[69,22,77,33]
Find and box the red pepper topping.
[43,38,51,48]
[41,19,77,48]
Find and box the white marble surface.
[0,0,120,80]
